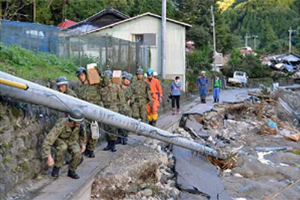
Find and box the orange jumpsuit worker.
[146,68,163,126]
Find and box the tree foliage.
[223,50,271,78]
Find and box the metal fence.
[0,20,150,74]
[1,20,60,54]
[59,31,150,74]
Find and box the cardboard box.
[112,70,122,85]
[87,63,100,84]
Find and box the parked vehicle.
[228,71,248,87]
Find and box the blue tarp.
[1,20,60,53]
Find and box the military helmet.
[56,76,68,86]
[136,68,144,75]
[147,68,154,76]
[104,70,113,79]
[68,108,84,122]
[76,67,87,76]
[122,71,128,79]
[124,73,133,81]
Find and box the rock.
[156,145,162,152]
[141,196,147,200]
[169,188,179,197]
[159,155,168,165]
[167,180,176,187]
[204,115,213,121]
[141,189,153,197]
[92,146,160,199]
[140,183,147,189]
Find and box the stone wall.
[0,97,58,199]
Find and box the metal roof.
[86,12,192,34]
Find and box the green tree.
[224,49,270,78]
[260,20,278,49]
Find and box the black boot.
[149,121,153,126]
[116,137,122,144]
[87,150,95,158]
[68,170,80,179]
[103,141,112,151]
[110,141,117,152]
[122,136,128,145]
[51,166,60,178]
[84,149,90,156]
[152,120,157,127]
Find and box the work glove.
[159,97,163,103]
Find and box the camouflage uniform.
[131,79,152,122]
[120,85,134,117]
[65,88,77,97]
[75,82,101,152]
[119,85,134,142]
[42,118,86,171]
[100,83,125,141]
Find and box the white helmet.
[153,71,158,76]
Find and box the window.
[134,34,156,46]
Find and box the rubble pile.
[179,89,300,199]
[91,145,179,200]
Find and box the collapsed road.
[2,70,300,200]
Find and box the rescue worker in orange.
[145,69,163,126]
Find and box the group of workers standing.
[42,67,163,179]
[196,71,222,104]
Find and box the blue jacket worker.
[170,76,181,115]
[196,71,208,103]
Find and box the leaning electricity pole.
[288,27,296,53]
[211,5,216,71]
[161,0,167,78]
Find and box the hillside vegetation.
[219,0,300,53]
[0,43,77,81]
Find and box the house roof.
[263,53,300,62]
[86,12,192,34]
[57,19,77,29]
[67,7,129,30]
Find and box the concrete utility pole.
[244,34,251,47]
[161,0,167,78]
[211,5,217,71]
[33,0,36,22]
[0,71,227,160]
[289,27,296,53]
[252,35,258,49]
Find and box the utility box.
[87,63,100,85]
[112,70,122,85]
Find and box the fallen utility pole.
[0,71,227,160]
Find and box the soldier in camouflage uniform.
[75,67,101,158]
[42,108,86,179]
[100,70,125,152]
[56,76,77,97]
[119,73,134,145]
[131,68,152,122]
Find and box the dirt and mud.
[179,89,300,200]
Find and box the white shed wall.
[90,15,187,91]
